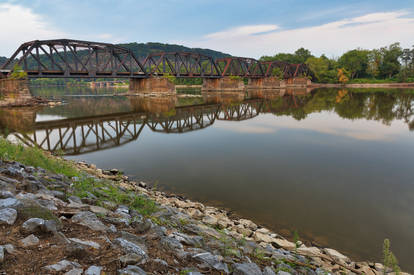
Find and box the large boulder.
[233,262,263,275]
[71,211,107,231]
[0,208,17,225]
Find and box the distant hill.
[0,56,7,67]
[118,42,231,60]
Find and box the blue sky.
[1,0,413,58]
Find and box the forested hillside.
[119,42,231,59]
[0,56,7,66]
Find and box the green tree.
[379,43,403,78]
[338,49,370,79]
[294,48,313,63]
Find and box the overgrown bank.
[0,138,408,274]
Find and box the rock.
[44,219,59,233]
[253,231,275,243]
[193,252,229,274]
[263,266,276,275]
[324,248,350,262]
[69,238,100,249]
[233,262,262,275]
[0,208,17,225]
[187,208,204,219]
[19,234,39,247]
[3,244,16,255]
[0,198,22,209]
[65,268,84,275]
[71,211,107,231]
[108,224,117,233]
[21,217,45,234]
[138,181,147,188]
[0,246,4,263]
[89,205,110,215]
[238,219,258,231]
[68,195,82,204]
[131,217,152,233]
[272,239,296,250]
[85,265,103,275]
[0,191,14,199]
[114,238,147,258]
[161,236,184,251]
[297,247,322,257]
[202,215,218,226]
[170,232,203,247]
[217,218,232,229]
[119,253,147,265]
[117,265,147,275]
[42,260,82,273]
[276,271,291,275]
[110,168,119,175]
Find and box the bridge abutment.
[129,77,175,94]
[202,77,245,91]
[285,77,312,87]
[247,77,286,89]
[0,79,34,107]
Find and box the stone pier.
[129,77,175,94]
[285,77,312,87]
[247,77,286,89]
[202,77,245,91]
[0,79,34,107]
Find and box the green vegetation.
[383,239,401,275]
[9,64,28,79]
[293,230,300,249]
[260,42,414,83]
[0,138,78,177]
[0,137,157,216]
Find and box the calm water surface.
[1,86,414,272]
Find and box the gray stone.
[131,217,152,233]
[69,238,101,249]
[276,271,291,275]
[114,238,147,258]
[169,232,203,247]
[108,224,117,233]
[68,196,82,204]
[0,198,22,209]
[44,219,59,233]
[85,265,103,275]
[0,191,14,199]
[193,252,229,274]
[276,263,295,274]
[64,268,83,275]
[263,266,276,275]
[71,211,108,231]
[117,265,147,275]
[119,253,147,265]
[3,244,16,255]
[161,236,184,251]
[19,234,39,247]
[21,217,45,234]
[42,260,82,272]
[0,246,4,263]
[0,207,17,225]
[233,262,263,275]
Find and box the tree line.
[260,43,414,83]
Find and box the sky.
[0,0,413,58]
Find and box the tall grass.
[0,138,78,177]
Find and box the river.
[1,86,414,272]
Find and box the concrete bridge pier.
[202,77,245,91]
[247,77,286,89]
[0,79,34,107]
[129,77,175,94]
[285,77,312,87]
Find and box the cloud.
[205,25,279,40]
[184,11,414,58]
[0,3,66,56]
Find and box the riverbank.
[311,82,414,88]
[0,139,407,274]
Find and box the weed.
[383,239,401,275]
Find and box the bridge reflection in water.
[1,89,310,155]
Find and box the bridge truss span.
[1,39,147,78]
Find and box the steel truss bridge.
[9,100,263,155]
[1,39,310,79]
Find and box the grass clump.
[0,138,78,177]
[383,239,401,275]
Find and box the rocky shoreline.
[0,157,408,274]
